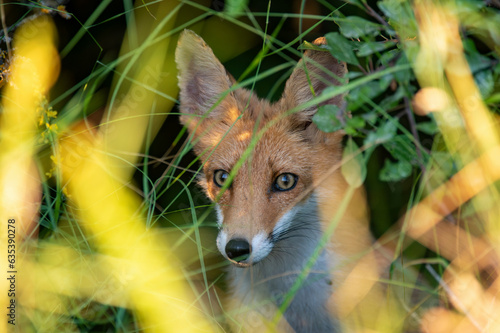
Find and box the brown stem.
[363,1,390,28]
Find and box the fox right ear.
[175,30,238,136]
[281,37,348,126]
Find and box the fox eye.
[213,169,230,188]
[273,173,298,192]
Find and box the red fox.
[176,30,384,332]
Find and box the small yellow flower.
[46,109,57,118]
[46,154,63,180]
[50,154,63,165]
[46,123,58,132]
[39,131,49,144]
[36,96,59,140]
[62,186,71,198]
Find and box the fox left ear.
[175,30,238,136]
[281,37,348,133]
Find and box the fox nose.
[225,238,251,262]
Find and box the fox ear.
[281,37,348,127]
[175,30,238,135]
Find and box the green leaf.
[364,120,397,147]
[456,0,486,11]
[475,70,494,99]
[378,0,418,39]
[347,71,364,80]
[347,78,392,110]
[494,61,500,79]
[393,54,413,84]
[378,86,407,111]
[383,135,419,165]
[325,32,360,66]
[485,93,500,105]
[362,111,378,125]
[379,73,393,89]
[312,105,342,133]
[224,0,248,17]
[379,159,412,182]
[346,116,366,129]
[344,116,366,135]
[342,138,366,188]
[357,41,395,57]
[378,49,401,67]
[338,16,381,39]
[416,119,439,135]
[463,39,492,73]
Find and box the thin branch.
[363,1,390,28]
[404,96,426,173]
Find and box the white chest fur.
[225,196,339,332]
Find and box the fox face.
[206,113,316,267]
[176,30,347,268]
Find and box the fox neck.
[225,194,337,331]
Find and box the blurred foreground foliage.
[0,0,499,332]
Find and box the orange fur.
[176,30,383,332]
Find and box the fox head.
[176,30,347,267]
